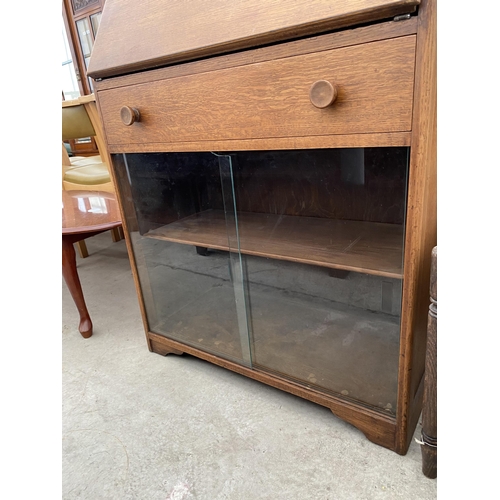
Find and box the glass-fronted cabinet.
[90,0,436,455]
[113,147,409,413]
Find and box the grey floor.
[62,231,437,500]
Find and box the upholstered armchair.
[62,94,114,193]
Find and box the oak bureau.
[88,0,436,454]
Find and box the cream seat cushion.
[64,161,111,185]
[70,155,102,167]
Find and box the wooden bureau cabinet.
[88,0,436,454]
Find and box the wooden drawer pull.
[309,80,338,109]
[120,106,141,126]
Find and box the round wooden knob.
[120,106,141,126]
[309,80,338,109]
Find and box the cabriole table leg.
[62,237,93,338]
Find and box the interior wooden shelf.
[145,209,404,278]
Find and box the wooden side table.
[62,190,122,338]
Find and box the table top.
[62,190,122,235]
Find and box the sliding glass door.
[223,148,408,413]
[113,147,409,413]
[112,152,252,366]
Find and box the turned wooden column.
[421,246,437,478]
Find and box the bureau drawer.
[98,36,416,148]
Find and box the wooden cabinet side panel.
[396,0,437,454]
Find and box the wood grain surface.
[105,133,411,154]
[145,210,404,278]
[94,18,417,92]
[98,36,416,147]
[62,190,121,235]
[395,0,437,454]
[90,0,436,457]
[88,0,419,79]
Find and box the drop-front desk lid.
[87,0,419,79]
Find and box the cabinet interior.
[113,147,409,414]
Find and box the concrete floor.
[62,231,437,500]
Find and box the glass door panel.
[113,146,408,414]
[215,154,253,366]
[228,147,409,414]
[113,152,251,366]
